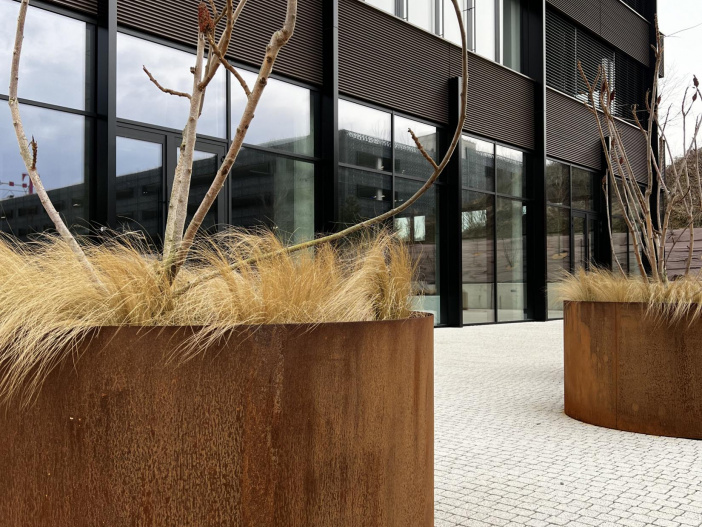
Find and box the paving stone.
[434,321,702,527]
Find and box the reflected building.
[0,0,657,326]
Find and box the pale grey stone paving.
[434,321,702,527]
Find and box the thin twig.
[143,66,192,99]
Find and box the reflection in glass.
[589,218,597,267]
[547,207,570,318]
[496,145,525,197]
[443,0,467,46]
[230,149,314,244]
[502,0,521,71]
[572,167,595,210]
[231,70,315,156]
[338,167,392,225]
[117,33,226,138]
[611,217,628,273]
[573,216,586,271]
[496,198,527,321]
[394,178,440,322]
[339,100,392,171]
[546,159,569,206]
[365,0,396,14]
[461,136,494,191]
[0,0,88,109]
[408,0,437,32]
[116,136,163,242]
[475,0,496,61]
[182,150,219,233]
[462,191,495,324]
[0,105,87,238]
[394,116,437,178]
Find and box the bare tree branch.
[8,0,105,291]
[143,66,192,99]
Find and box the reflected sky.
[0,0,87,109]
[339,100,391,142]
[231,69,314,155]
[0,104,85,199]
[117,33,226,138]
[116,136,162,177]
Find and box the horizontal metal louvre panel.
[546,88,648,183]
[614,50,648,122]
[621,0,647,18]
[116,0,323,85]
[339,0,534,151]
[339,0,453,124]
[547,89,601,170]
[600,0,649,64]
[46,0,97,15]
[546,9,646,120]
[546,0,650,64]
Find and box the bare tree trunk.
[9,0,105,290]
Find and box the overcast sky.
[656,1,702,158]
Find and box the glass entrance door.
[572,211,597,272]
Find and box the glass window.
[394,116,437,179]
[180,150,220,233]
[611,216,628,273]
[502,0,521,71]
[547,207,570,319]
[0,105,88,238]
[475,0,496,61]
[394,178,440,322]
[572,167,596,210]
[116,137,163,241]
[546,160,569,206]
[461,136,494,191]
[116,33,226,138]
[338,167,392,225]
[496,145,525,197]
[338,100,392,172]
[443,0,466,46]
[462,191,495,324]
[496,197,527,321]
[0,0,89,110]
[231,70,315,156]
[230,149,314,244]
[407,0,437,32]
[365,0,396,14]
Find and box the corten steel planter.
[0,315,433,527]
[564,301,702,439]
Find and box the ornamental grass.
[556,268,702,324]
[0,229,416,406]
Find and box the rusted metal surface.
[564,301,702,438]
[0,316,434,526]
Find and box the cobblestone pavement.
[434,321,702,527]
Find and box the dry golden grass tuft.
[556,268,702,324]
[0,229,418,406]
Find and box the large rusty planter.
[564,301,702,438]
[0,316,433,526]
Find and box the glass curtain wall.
[338,99,442,322]
[546,160,609,319]
[113,32,318,243]
[461,135,528,324]
[0,0,92,238]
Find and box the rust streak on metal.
[0,316,434,526]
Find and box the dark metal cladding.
[547,0,650,66]
[546,88,648,183]
[0,316,434,526]
[47,0,97,15]
[564,301,702,439]
[116,0,324,85]
[339,0,535,151]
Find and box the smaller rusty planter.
[564,301,702,438]
[0,316,433,527]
